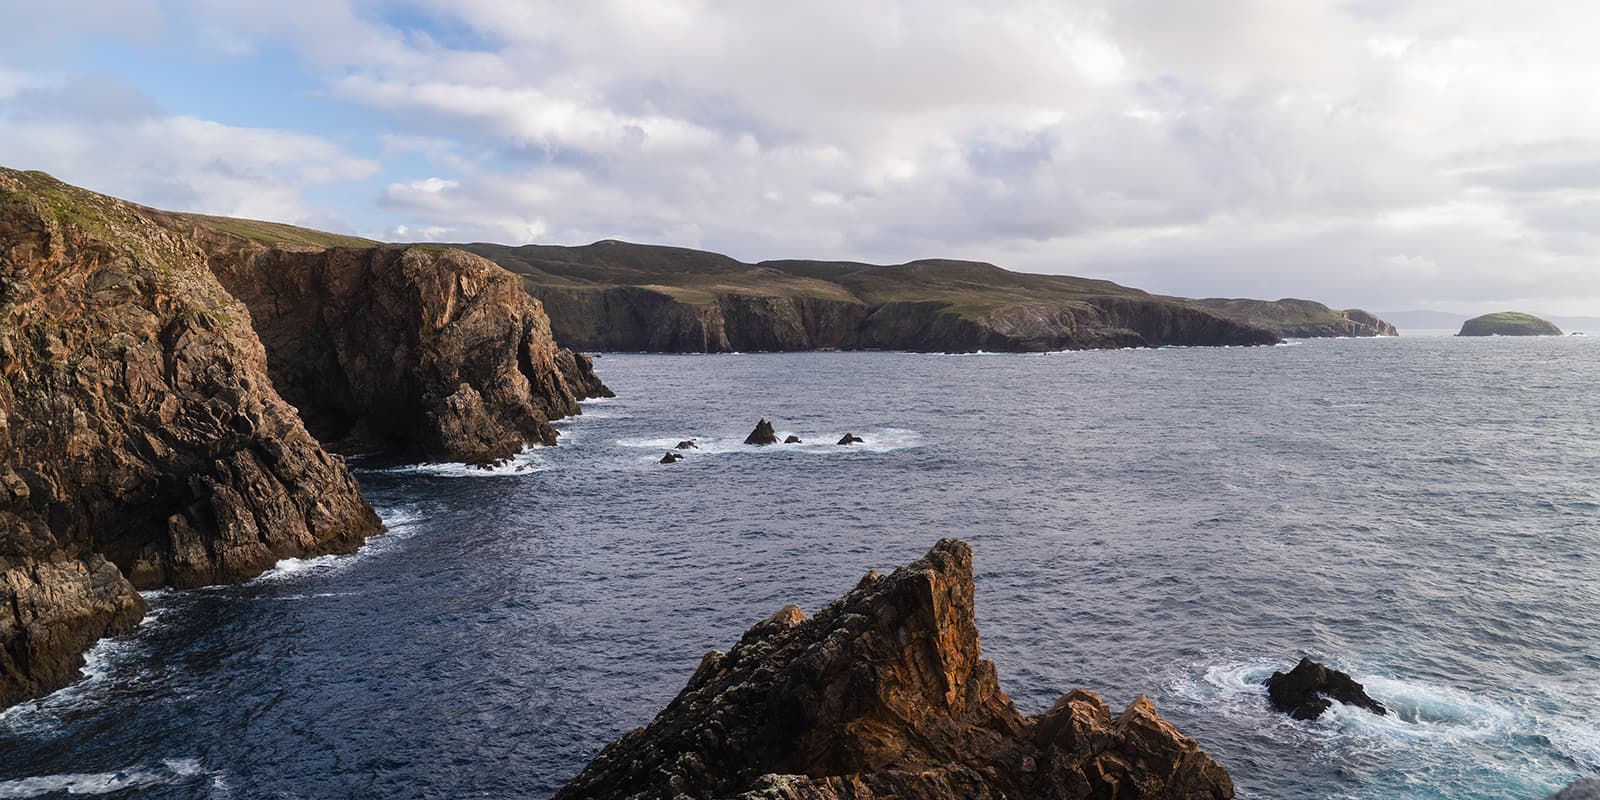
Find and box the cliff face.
[0,168,383,707]
[529,286,1275,353]
[1193,298,1398,338]
[554,539,1233,800]
[186,238,613,465]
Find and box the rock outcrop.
[1264,658,1387,720]
[167,230,613,465]
[457,241,1282,353]
[744,419,779,446]
[1550,780,1600,799]
[783,435,803,444]
[0,168,383,708]
[660,452,684,464]
[836,433,864,445]
[1194,298,1398,338]
[554,539,1234,800]
[1457,312,1563,337]
[676,440,698,450]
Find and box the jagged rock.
[744,419,779,445]
[1550,779,1600,799]
[0,168,382,710]
[784,435,803,444]
[660,452,685,464]
[676,440,699,450]
[177,229,613,465]
[1265,658,1387,720]
[553,539,1234,800]
[836,433,864,445]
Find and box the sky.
[2,1,1597,315]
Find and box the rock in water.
[1550,780,1600,799]
[837,432,864,445]
[675,440,698,450]
[1264,658,1387,720]
[744,419,779,445]
[784,435,803,444]
[0,169,382,709]
[553,539,1235,800]
[660,452,684,464]
[1457,312,1563,337]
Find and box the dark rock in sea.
[553,539,1235,800]
[675,440,698,450]
[784,435,803,444]
[0,169,382,710]
[660,452,685,464]
[1549,779,1600,799]
[1457,312,1563,337]
[744,419,779,445]
[837,433,864,445]
[1265,658,1387,720]
[183,230,614,465]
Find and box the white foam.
[618,427,922,458]
[382,446,553,478]
[250,505,423,584]
[0,759,213,799]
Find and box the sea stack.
[1264,658,1387,720]
[1457,312,1563,337]
[553,539,1235,799]
[744,419,779,445]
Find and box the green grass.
[182,214,377,249]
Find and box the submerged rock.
[1265,658,1387,720]
[744,419,779,445]
[553,539,1235,800]
[660,452,685,464]
[675,440,698,450]
[1550,780,1600,799]
[837,433,864,445]
[784,435,803,444]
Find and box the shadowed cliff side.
[0,168,383,708]
[153,219,614,465]
[1192,298,1398,338]
[464,241,1279,353]
[554,539,1234,800]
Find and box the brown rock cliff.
[0,168,382,708]
[554,539,1233,800]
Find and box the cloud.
[9,0,1600,311]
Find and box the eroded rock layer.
[187,236,613,465]
[554,539,1234,800]
[0,168,383,707]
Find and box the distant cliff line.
[450,240,1397,353]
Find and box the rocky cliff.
[173,232,613,465]
[0,168,383,708]
[1192,298,1398,338]
[464,241,1279,352]
[554,539,1234,800]
[1457,312,1563,337]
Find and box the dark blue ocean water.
[3,336,1599,799]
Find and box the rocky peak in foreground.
[180,231,613,465]
[0,168,383,707]
[554,539,1234,800]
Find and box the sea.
[2,334,1597,799]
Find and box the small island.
[1457,312,1564,337]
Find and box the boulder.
[837,433,865,445]
[553,539,1234,800]
[784,435,803,444]
[744,419,779,445]
[660,452,685,464]
[675,440,698,450]
[1264,658,1387,720]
